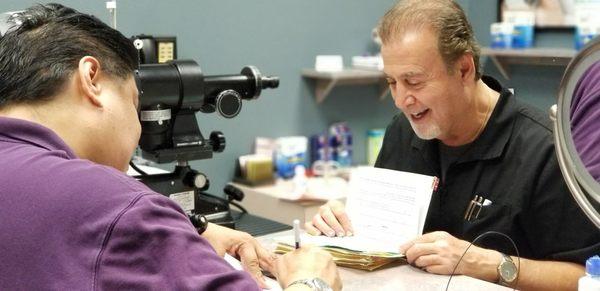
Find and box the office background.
[0,0,570,194]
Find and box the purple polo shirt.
[0,117,259,291]
[571,60,600,182]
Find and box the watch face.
[500,260,518,282]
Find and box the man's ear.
[77,56,103,108]
[457,53,475,83]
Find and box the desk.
[258,230,513,291]
[234,179,347,225]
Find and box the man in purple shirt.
[0,4,340,291]
[571,60,600,182]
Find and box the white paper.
[346,167,435,247]
[286,167,436,254]
[297,233,403,254]
[224,254,282,291]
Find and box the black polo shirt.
[375,76,600,264]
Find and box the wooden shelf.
[302,69,390,103]
[482,47,576,79]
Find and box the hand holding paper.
[285,167,437,270]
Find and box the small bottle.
[367,129,385,166]
[290,165,308,199]
[579,255,600,291]
[338,129,352,167]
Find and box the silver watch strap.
[287,278,332,291]
[288,279,313,289]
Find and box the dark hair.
[0,3,138,107]
[378,0,482,80]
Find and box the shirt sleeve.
[94,193,260,291]
[524,146,600,264]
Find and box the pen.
[473,196,484,219]
[464,195,493,221]
[293,219,301,249]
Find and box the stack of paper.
[275,166,437,271]
[275,235,406,271]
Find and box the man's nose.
[392,86,416,108]
[403,95,416,107]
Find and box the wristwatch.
[288,278,333,291]
[497,253,518,286]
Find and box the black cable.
[129,161,148,176]
[200,192,248,214]
[445,231,520,291]
[230,200,248,214]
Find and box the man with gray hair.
[306,1,599,290]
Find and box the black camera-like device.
[132,35,279,229]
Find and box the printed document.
[297,166,437,254]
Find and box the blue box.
[490,22,513,49]
[512,25,534,49]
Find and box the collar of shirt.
[410,75,514,165]
[0,116,77,159]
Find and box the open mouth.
[410,108,430,121]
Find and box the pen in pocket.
[464,195,492,221]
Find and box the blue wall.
[0,1,571,195]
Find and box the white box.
[315,55,343,72]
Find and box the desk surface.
[234,179,348,226]
[234,177,347,202]
[258,231,512,291]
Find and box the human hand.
[274,245,341,291]
[399,231,501,281]
[304,200,353,237]
[201,223,276,288]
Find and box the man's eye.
[406,80,421,86]
[386,78,397,85]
